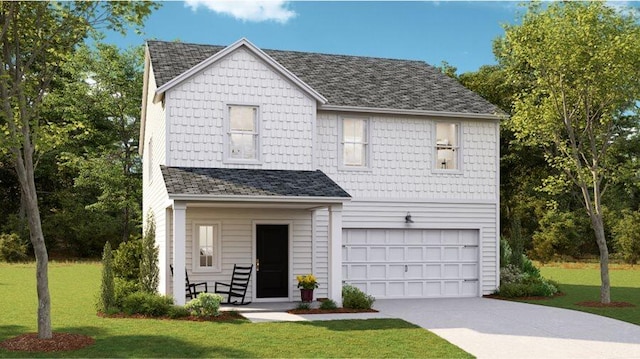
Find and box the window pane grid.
[342,118,368,167]
[198,225,215,268]
[229,106,258,160]
[435,123,459,170]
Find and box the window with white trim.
[147,137,153,182]
[194,224,220,271]
[228,105,258,160]
[435,122,460,170]
[341,118,368,167]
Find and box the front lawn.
[0,262,471,358]
[517,263,640,325]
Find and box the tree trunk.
[13,147,52,339]
[590,213,611,304]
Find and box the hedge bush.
[113,239,142,282]
[319,299,338,310]
[121,291,173,316]
[342,284,375,310]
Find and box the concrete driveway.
[374,298,640,359]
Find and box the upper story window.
[435,122,460,170]
[194,223,221,272]
[341,117,369,168]
[147,137,153,182]
[228,105,258,160]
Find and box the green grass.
[516,263,640,325]
[0,262,471,358]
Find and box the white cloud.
[184,0,296,24]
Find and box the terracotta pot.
[300,288,314,302]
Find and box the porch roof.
[161,166,351,201]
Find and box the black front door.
[256,224,289,298]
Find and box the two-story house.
[141,38,500,305]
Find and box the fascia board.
[167,193,351,203]
[319,104,504,120]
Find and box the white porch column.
[172,201,187,305]
[328,204,343,306]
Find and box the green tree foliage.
[0,232,28,262]
[0,2,158,336]
[99,241,115,312]
[612,210,640,264]
[139,213,159,294]
[495,1,640,303]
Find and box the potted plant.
[296,274,319,302]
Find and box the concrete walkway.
[374,298,640,359]
[220,301,389,323]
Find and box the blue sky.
[104,1,637,74]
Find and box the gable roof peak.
[151,37,327,104]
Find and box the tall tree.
[0,1,157,339]
[495,1,640,303]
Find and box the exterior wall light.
[405,212,414,223]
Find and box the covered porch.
[159,166,350,305]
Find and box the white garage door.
[342,229,479,298]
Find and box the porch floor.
[220,301,389,323]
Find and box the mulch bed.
[0,332,95,352]
[576,301,635,308]
[97,311,246,322]
[287,308,378,314]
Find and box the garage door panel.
[368,230,386,244]
[443,247,459,261]
[406,264,422,278]
[389,247,404,261]
[407,247,423,261]
[461,246,479,261]
[370,265,386,279]
[462,281,479,296]
[425,264,441,278]
[405,231,423,244]
[370,247,386,261]
[462,263,478,278]
[343,229,479,299]
[426,247,441,260]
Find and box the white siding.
[165,47,317,169]
[167,207,314,301]
[142,61,170,293]
[314,200,498,296]
[316,111,498,201]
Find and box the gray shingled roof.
[161,166,351,198]
[147,40,498,115]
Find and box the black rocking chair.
[214,264,253,305]
[169,265,208,300]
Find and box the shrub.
[168,305,190,319]
[121,291,173,316]
[185,293,224,317]
[295,301,311,310]
[319,299,337,310]
[342,284,375,310]
[521,255,540,278]
[612,210,640,264]
[113,239,142,282]
[499,237,512,268]
[114,277,140,308]
[98,242,116,312]
[500,264,525,285]
[498,276,558,298]
[139,213,159,293]
[0,232,28,262]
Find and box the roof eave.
[167,193,351,203]
[319,104,503,120]
[153,38,327,105]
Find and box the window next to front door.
[193,222,221,272]
[435,122,460,171]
